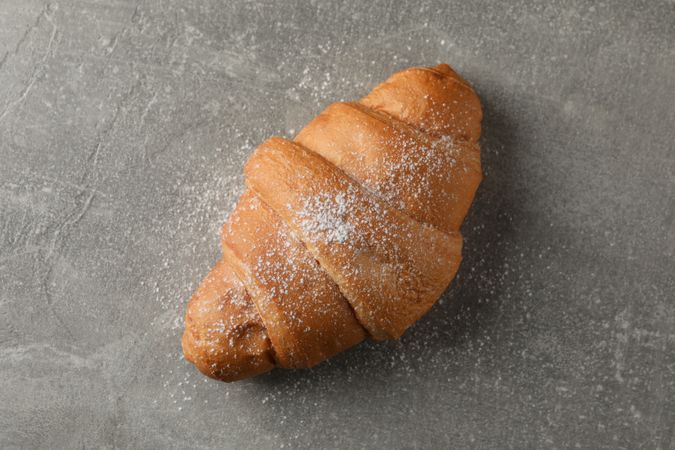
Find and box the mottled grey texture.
[0,0,673,449]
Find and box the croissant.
[182,64,482,381]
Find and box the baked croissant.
[182,64,482,381]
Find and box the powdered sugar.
[297,188,356,244]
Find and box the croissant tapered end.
[360,63,482,143]
[182,258,275,382]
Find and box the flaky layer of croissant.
[182,64,482,381]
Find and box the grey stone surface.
[0,0,673,448]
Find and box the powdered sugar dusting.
[297,187,356,244]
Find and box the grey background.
[1,0,673,448]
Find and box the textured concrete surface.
[1,1,674,448]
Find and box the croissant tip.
[433,63,452,73]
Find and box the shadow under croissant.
[248,81,525,388]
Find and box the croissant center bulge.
[182,63,482,382]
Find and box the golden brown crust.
[245,137,463,340]
[181,258,275,382]
[221,190,366,368]
[360,64,482,143]
[295,101,482,232]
